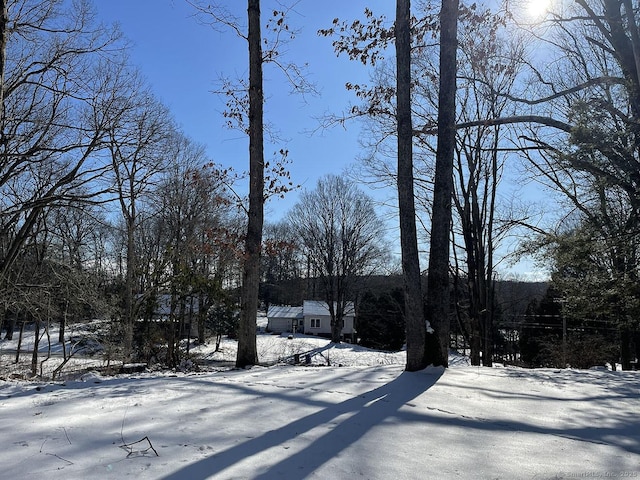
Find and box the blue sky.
[93,0,548,279]
[94,0,397,221]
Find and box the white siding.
[266,305,303,334]
[267,317,293,334]
[268,302,355,338]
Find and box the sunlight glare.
[527,0,551,18]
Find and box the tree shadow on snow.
[160,365,640,479]
[498,367,640,400]
[161,367,444,480]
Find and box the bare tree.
[188,0,312,367]
[424,0,460,368]
[288,174,389,343]
[107,85,174,361]
[503,0,640,369]
[233,0,264,367]
[445,9,528,367]
[0,0,7,117]
[262,221,303,309]
[47,202,110,346]
[396,0,427,371]
[321,3,521,368]
[150,136,236,366]
[0,0,128,299]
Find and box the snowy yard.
[1,331,639,479]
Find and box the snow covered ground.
[1,330,639,479]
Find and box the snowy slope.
[0,334,639,479]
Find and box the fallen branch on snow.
[119,436,159,457]
[119,406,159,457]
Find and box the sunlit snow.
[1,326,638,479]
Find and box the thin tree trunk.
[236,0,263,368]
[2,302,12,340]
[396,0,427,371]
[197,292,206,344]
[482,142,499,367]
[470,322,481,365]
[0,0,6,122]
[60,299,69,360]
[124,215,135,361]
[168,289,178,368]
[0,2,6,311]
[482,282,495,366]
[15,320,24,363]
[425,0,459,368]
[31,318,40,376]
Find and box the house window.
[310,318,321,329]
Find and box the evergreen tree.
[358,289,406,351]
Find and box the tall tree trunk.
[482,144,499,367]
[396,0,427,371]
[236,0,264,368]
[425,0,459,368]
[0,1,5,308]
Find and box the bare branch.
[186,1,246,40]
[416,115,573,136]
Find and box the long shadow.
[169,369,640,459]
[161,365,640,479]
[161,367,444,480]
[0,375,131,401]
[498,367,640,399]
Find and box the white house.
[266,305,304,334]
[267,300,356,342]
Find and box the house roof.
[267,305,303,319]
[303,300,355,317]
[267,302,356,319]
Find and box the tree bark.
[330,315,344,343]
[425,0,459,368]
[396,0,427,371]
[236,0,263,368]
